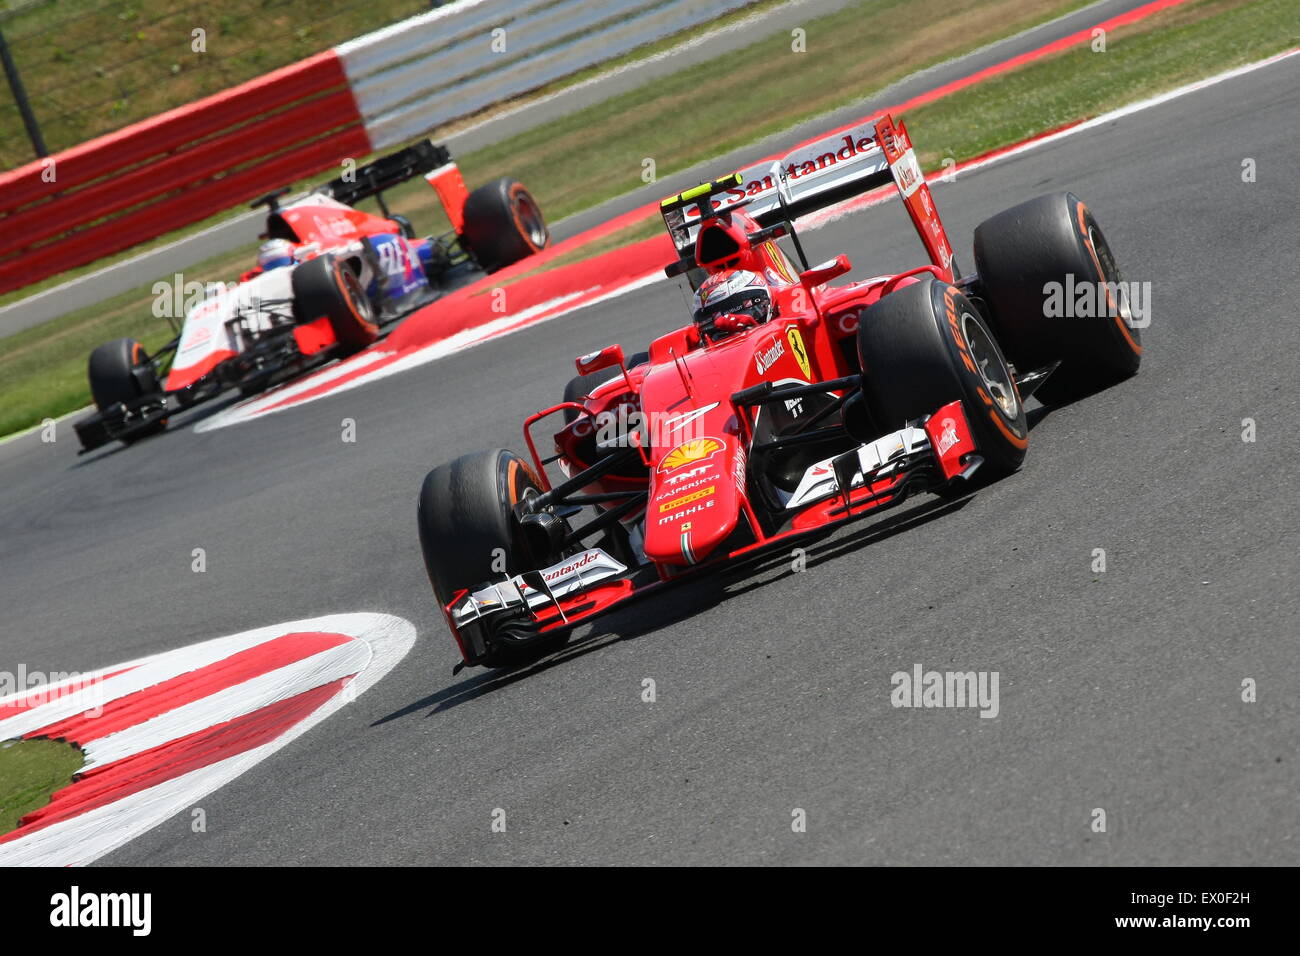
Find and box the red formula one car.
[417,113,1143,670]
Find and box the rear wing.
[319,139,471,233]
[321,139,451,206]
[660,113,955,281]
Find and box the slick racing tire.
[417,449,569,668]
[87,338,167,440]
[292,254,380,352]
[561,351,649,423]
[973,192,1141,404]
[858,277,1028,479]
[461,178,549,273]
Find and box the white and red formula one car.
[75,140,549,452]
[417,113,1143,670]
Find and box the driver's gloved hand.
[711,313,758,338]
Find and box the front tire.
[87,338,166,440]
[417,449,568,668]
[973,192,1141,404]
[461,178,549,273]
[857,277,1028,479]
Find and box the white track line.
[0,404,93,448]
[957,46,1300,175]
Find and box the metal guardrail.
[343,0,758,148]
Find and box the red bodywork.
[245,170,465,280]
[446,115,982,657]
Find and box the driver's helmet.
[257,238,296,272]
[691,269,773,341]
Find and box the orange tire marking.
[977,386,1027,449]
[1077,200,1142,357]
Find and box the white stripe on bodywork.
[783,427,929,509]
[452,548,627,623]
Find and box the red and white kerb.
[0,613,414,867]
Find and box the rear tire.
[461,178,549,273]
[87,338,166,440]
[417,449,568,668]
[973,192,1141,404]
[292,254,379,352]
[857,277,1028,479]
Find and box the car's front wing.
[442,400,980,666]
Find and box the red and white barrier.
[0,51,369,295]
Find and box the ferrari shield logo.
[787,327,811,378]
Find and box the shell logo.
[659,437,723,472]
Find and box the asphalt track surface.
[1,55,1297,865]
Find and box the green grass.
[488,217,666,291]
[0,738,85,835]
[0,0,435,169]
[903,0,1300,168]
[3,0,1292,438]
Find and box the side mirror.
[799,255,851,288]
[664,257,694,279]
[746,222,790,245]
[575,344,625,376]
